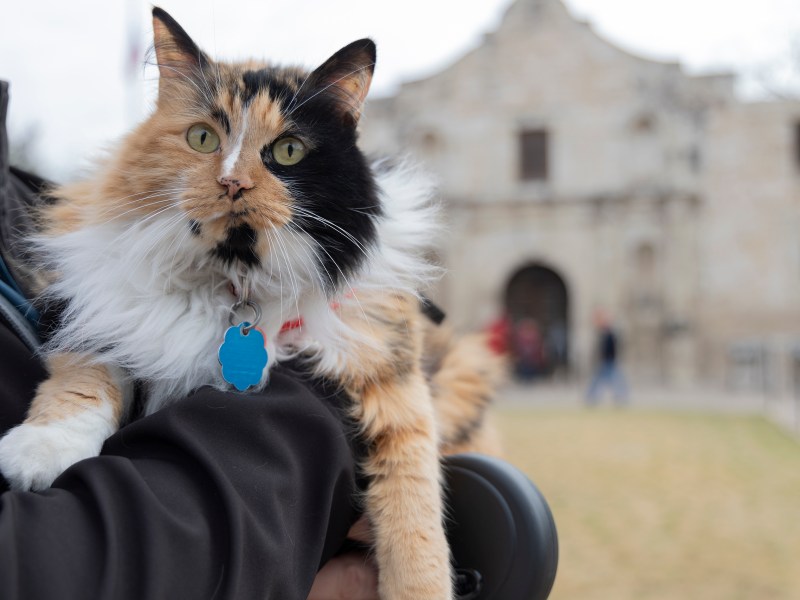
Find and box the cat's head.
[106,8,381,294]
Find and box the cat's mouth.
[227,207,252,219]
[212,223,260,267]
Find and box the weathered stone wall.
[359,0,800,390]
[699,101,800,392]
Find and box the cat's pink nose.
[218,175,254,200]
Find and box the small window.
[519,129,549,181]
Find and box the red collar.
[280,318,304,333]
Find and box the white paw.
[0,412,116,491]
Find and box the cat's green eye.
[186,123,220,153]
[272,137,307,166]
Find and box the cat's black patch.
[8,166,58,205]
[188,219,202,236]
[260,94,383,293]
[210,106,231,136]
[213,224,259,267]
[35,297,68,344]
[241,70,295,106]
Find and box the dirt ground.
[495,407,800,600]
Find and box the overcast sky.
[2,0,799,179]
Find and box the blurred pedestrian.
[485,312,511,356]
[512,318,546,381]
[586,310,628,405]
[546,321,568,379]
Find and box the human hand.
[307,516,378,600]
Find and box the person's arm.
[1,365,361,600]
[309,516,379,600]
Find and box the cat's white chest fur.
[36,164,439,409]
[36,215,317,407]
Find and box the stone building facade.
[360,0,800,390]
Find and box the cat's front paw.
[0,419,110,491]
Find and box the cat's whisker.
[156,63,216,108]
[259,223,287,324]
[121,211,191,281]
[163,219,196,294]
[347,205,381,214]
[290,205,372,260]
[89,190,184,221]
[285,70,314,113]
[112,210,174,249]
[269,223,303,321]
[256,204,331,296]
[99,195,188,227]
[283,223,333,292]
[148,91,209,114]
[96,194,183,222]
[119,207,186,248]
[194,56,219,110]
[212,62,224,97]
[115,204,186,247]
[288,213,366,293]
[275,230,288,326]
[100,187,186,208]
[110,217,181,284]
[301,229,373,332]
[260,225,278,293]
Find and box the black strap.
[0,292,40,352]
[420,295,446,325]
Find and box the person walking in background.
[485,311,511,356]
[512,318,547,381]
[546,321,568,380]
[586,309,628,405]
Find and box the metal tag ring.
[228,299,262,334]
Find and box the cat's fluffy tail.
[422,321,506,457]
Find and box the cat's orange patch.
[44,61,298,252]
[27,354,123,425]
[424,324,505,456]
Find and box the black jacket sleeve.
[0,349,360,600]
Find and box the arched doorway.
[504,263,569,379]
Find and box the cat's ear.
[307,39,376,126]
[152,7,211,82]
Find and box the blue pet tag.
[218,322,269,391]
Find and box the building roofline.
[386,0,735,97]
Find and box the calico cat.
[0,8,501,600]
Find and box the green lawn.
[495,409,800,600]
